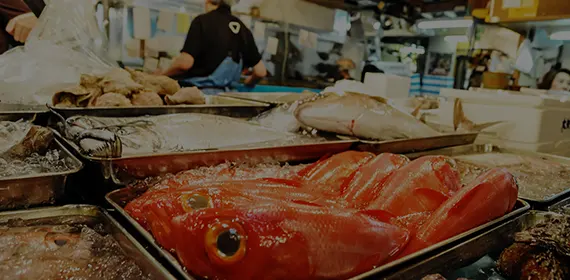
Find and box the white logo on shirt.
[229,22,240,34]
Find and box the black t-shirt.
[180,5,262,78]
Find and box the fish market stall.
[0,205,175,279]
[106,150,529,279]
[397,211,570,280]
[0,120,83,210]
[406,144,570,208]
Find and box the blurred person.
[539,68,570,92]
[0,0,40,54]
[155,0,267,95]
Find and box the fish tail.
[452,98,468,131]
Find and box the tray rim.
[105,188,530,280]
[0,204,176,280]
[405,143,570,205]
[357,132,479,145]
[0,137,84,182]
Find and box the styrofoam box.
[475,134,570,157]
[364,73,411,99]
[435,89,570,144]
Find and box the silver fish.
[294,92,441,140]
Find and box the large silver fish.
[294,92,441,140]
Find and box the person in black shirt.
[156,0,267,95]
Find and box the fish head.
[172,205,310,279]
[78,130,122,158]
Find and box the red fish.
[125,178,305,230]
[398,168,518,257]
[341,153,410,209]
[367,156,461,216]
[299,151,375,193]
[171,203,410,280]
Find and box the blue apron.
[179,57,243,95]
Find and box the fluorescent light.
[550,31,570,40]
[417,19,472,29]
[444,35,469,43]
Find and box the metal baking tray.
[548,196,570,215]
[106,187,529,280]
[374,210,555,280]
[0,204,175,280]
[84,139,356,185]
[356,133,479,155]
[48,96,271,118]
[0,138,83,210]
[220,92,315,105]
[0,103,49,121]
[404,144,570,207]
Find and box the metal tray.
[91,139,355,185]
[220,92,315,105]
[48,96,271,118]
[356,133,479,155]
[404,144,570,207]
[375,210,555,280]
[0,138,83,210]
[0,204,175,280]
[106,187,529,280]
[548,196,570,215]
[0,104,49,121]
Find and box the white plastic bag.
[0,0,116,105]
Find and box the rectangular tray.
[0,138,84,210]
[375,211,555,280]
[220,92,315,105]
[106,186,529,280]
[0,204,175,280]
[404,144,570,207]
[548,196,570,215]
[98,139,356,185]
[48,96,271,119]
[356,133,479,155]
[0,103,49,121]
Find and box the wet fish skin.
[399,168,518,257]
[341,153,410,209]
[366,156,461,216]
[294,92,441,140]
[298,151,375,194]
[171,203,409,280]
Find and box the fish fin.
[471,121,503,132]
[260,178,303,188]
[413,188,450,206]
[411,103,423,118]
[297,153,333,177]
[359,209,397,224]
[448,186,482,215]
[339,170,359,195]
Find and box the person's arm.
[156,52,194,76]
[0,0,36,43]
[244,60,267,86]
[241,26,266,86]
[156,15,202,77]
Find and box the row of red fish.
[124,151,519,280]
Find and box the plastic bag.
[0,0,116,105]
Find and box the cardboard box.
[490,0,570,22]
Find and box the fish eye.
[44,233,75,247]
[205,221,246,265]
[180,193,213,211]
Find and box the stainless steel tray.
[0,104,49,121]
[106,187,529,280]
[356,133,479,155]
[0,138,83,210]
[97,139,355,185]
[405,144,570,207]
[220,92,315,105]
[48,96,271,118]
[374,210,555,280]
[548,196,570,215]
[0,204,175,280]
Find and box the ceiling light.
[444,35,469,43]
[550,31,570,40]
[421,13,433,19]
[417,19,472,29]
